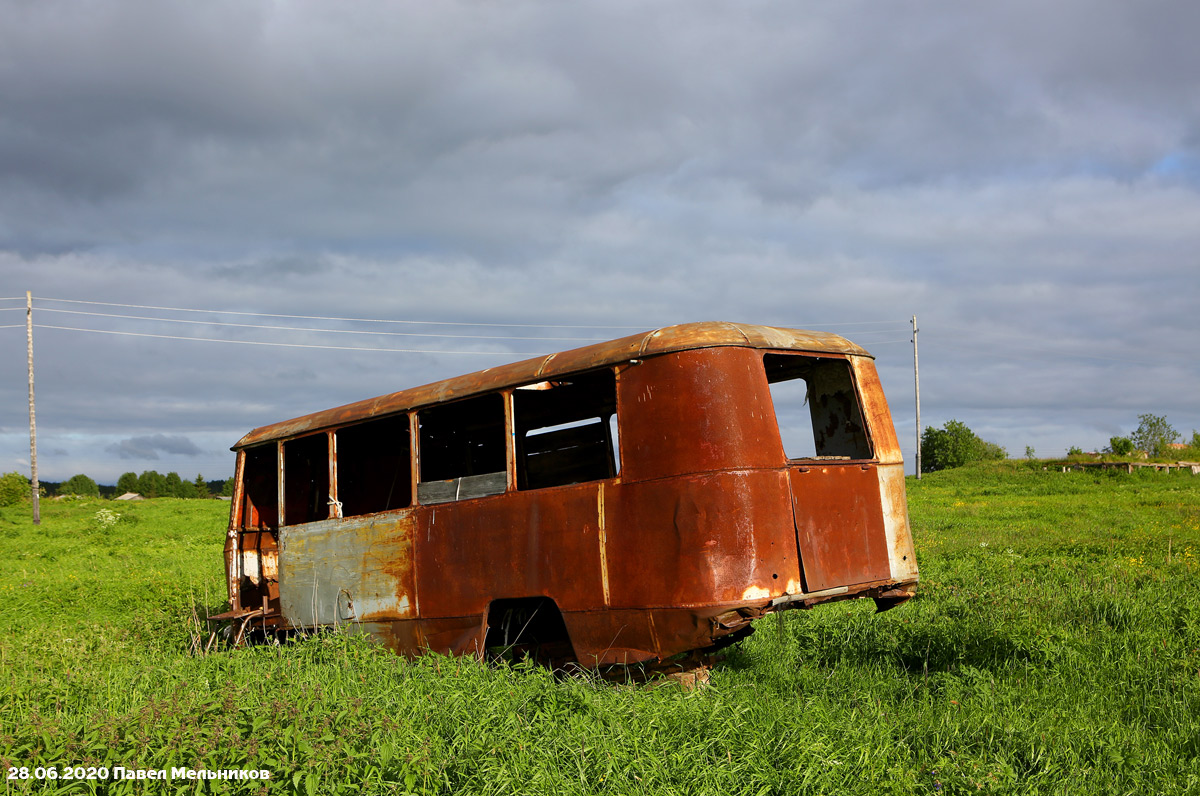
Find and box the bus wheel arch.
[484,596,576,665]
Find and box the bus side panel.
[790,465,892,593]
[278,512,417,627]
[562,609,660,666]
[413,484,606,619]
[619,346,784,482]
[604,469,800,610]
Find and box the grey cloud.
[106,434,202,461]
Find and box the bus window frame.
[763,351,877,463]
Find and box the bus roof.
[232,321,871,449]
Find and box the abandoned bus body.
[214,322,918,666]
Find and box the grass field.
[2,462,1198,794]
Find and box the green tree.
[220,478,234,498]
[1024,445,1036,459]
[116,472,139,494]
[920,419,1006,473]
[0,472,30,507]
[1105,436,1134,456]
[192,474,208,498]
[164,471,184,498]
[60,473,99,497]
[1130,414,1179,457]
[137,470,167,498]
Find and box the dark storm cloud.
[106,434,202,461]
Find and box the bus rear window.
[764,354,872,460]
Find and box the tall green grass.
[2,464,1198,794]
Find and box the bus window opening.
[336,414,412,516]
[242,444,278,529]
[513,369,619,490]
[764,354,872,460]
[283,433,330,525]
[417,394,507,504]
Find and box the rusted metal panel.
[412,484,606,618]
[790,464,892,592]
[877,462,918,582]
[232,322,871,449]
[561,609,659,666]
[618,346,784,482]
[604,470,801,609]
[279,512,417,627]
[851,357,903,464]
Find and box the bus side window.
[417,394,507,504]
[242,444,279,529]
[764,354,872,461]
[513,369,619,490]
[336,414,412,516]
[283,433,330,525]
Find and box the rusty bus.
[213,321,918,667]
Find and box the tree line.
[0,470,233,504]
[113,470,234,499]
[922,413,1198,473]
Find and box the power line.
[36,297,646,330]
[33,323,549,356]
[37,296,911,332]
[787,320,910,328]
[35,307,610,343]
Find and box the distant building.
[114,492,144,501]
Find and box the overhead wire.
[33,324,549,356]
[34,307,610,343]
[35,297,647,330]
[37,295,912,332]
[19,296,916,354]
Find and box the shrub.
[920,420,1007,473]
[0,471,30,507]
[1106,436,1134,456]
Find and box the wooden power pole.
[27,292,40,524]
[912,315,921,480]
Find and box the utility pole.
[27,291,39,523]
[912,315,921,480]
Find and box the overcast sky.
[2,0,1198,484]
